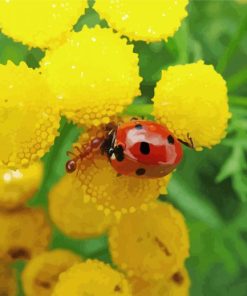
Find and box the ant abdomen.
[66,159,77,173]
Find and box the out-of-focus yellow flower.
[0,207,51,262]
[41,26,141,127]
[22,249,82,296]
[0,0,87,48]
[131,267,190,296]
[0,161,43,210]
[0,263,17,296]
[52,259,132,296]
[76,153,170,218]
[109,202,189,280]
[0,62,60,169]
[49,173,113,238]
[153,61,231,149]
[94,0,189,42]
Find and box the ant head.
[66,159,77,173]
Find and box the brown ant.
[65,123,118,173]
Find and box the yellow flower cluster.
[52,260,132,296]
[0,207,51,262]
[41,26,141,127]
[153,61,231,149]
[0,263,17,296]
[49,173,113,238]
[0,1,231,295]
[0,0,88,48]
[109,202,189,280]
[0,161,43,210]
[0,62,60,169]
[94,0,189,42]
[22,249,82,296]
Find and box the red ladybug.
[66,120,191,178]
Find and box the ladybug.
[66,119,192,178]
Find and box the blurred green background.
[1,1,247,295]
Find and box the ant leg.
[66,151,77,157]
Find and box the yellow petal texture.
[0,161,43,210]
[0,0,87,48]
[52,260,132,296]
[77,153,170,217]
[0,264,17,296]
[131,267,190,296]
[153,61,231,149]
[41,26,141,127]
[94,0,189,42]
[0,62,60,168]
[109,202,189,280]
[0,207,51,263]
[49,173,113,238]
[22,249,82,296]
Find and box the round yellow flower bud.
[52,260,132,296]
[0,207,51,262]
[49,173,113,239]
[94,0,189,42]
[41,26,141,127]
[77,153,170,218]
[22,249,82,296]
[109,202,189,280]
[0,162,43,210]
[0,62,60,169]
[0,264,17,296]
[0,0,87,48]
[131,267,190,296]
[153,61,231,149]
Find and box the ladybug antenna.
[66,159,77,173]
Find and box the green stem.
[216,15,247,73]
[227,68,247,92]
[229,96,247,108]
[123,103,154,118]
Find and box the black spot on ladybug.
[167,135,174,144]
[140,142,150,155]
[136,168,146,176]
[135,124,143,130]
[114,145,124,162]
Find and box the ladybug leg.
[130,117,139,121]
[178,133,194,149]
[116,173,122,177]
[187,133,194,149]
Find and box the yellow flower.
[0,207,51,262]
[0,0,87,48]
[94,0,189,42]
[0,161,43,210]
[41,26,141,127]
[76,152,170,218]
[52,259,132,296]
[49,173,113,238]
[0,263,17,296]
[153,61,231,149]
[130,267,190,296]
[109,202,189,280]
[0,62,60,169]
[22,249,82,296]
